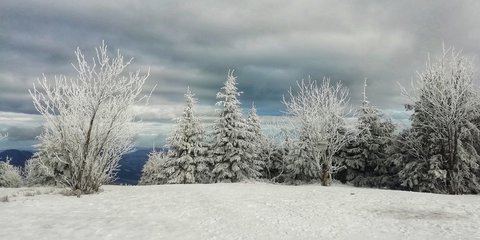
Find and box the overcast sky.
[1,0,480,150]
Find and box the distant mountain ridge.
[0,149,33,167]
[0,148,165,185]
[116,148,166,185]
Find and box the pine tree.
[139,151,169,185]
[268,131,292,182]
[162,87,210,184]
[245,104,267,178]
[337,80,396,187]
[210,71,261,182]
[284,136,319,183]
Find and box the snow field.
[0,183,479,240]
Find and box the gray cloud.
[0,126,42,141]
[1,0,480,148]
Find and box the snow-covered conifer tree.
[337,79,396,187]
[399,47,480,194]
[139,151,169,185]
[268,130,292,182]
[245,104,267,177]
[210,71,262,182]
[284,136,318,183]
[28,42,149,193]
[283,78,354,185]
[161,87,210,184]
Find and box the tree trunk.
[321,162,332,186]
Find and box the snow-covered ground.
[0,183,479,240]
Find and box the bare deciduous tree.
[29,42,149,193]
[283,78,354,186]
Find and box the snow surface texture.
[0,183,479,240]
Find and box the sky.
[1,0,480,150]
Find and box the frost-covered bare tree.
[28,42,149,193]
[283,78,354,186]
[400,47,480,194]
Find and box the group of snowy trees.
[397,48,480,194]
[2,42,480,195]
[334,47,480,194]
[140,47,480,195]
[140,71,264,184]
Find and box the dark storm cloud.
[2,0,480,122]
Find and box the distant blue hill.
[115,148,166,185]
[0,149,33,167]
[0,148,165,185]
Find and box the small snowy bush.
[139,151,169,185]
[0,158,23,188]
[24,155,59,187]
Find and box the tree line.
[1,43,479,195]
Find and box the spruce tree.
[139,151,169,185]
[284,137,318,183]
[163,87,210,184]
[210,71,261,182]
[268,132,291,182]
[246,104,267,178]
[337,80,396,187]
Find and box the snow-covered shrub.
[399,47,480,194]
[29,42,149,194]
[24,154,60,187]
[139,151,169,185]
[0,158,23,188]
[210,71,262,182]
